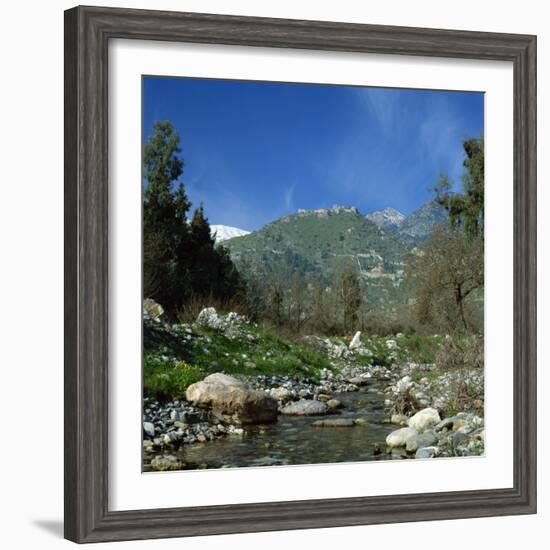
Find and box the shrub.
[143,355,205,400]
[399,333,443,364]
[435,333,484,370]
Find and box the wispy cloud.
[284,181,297,212]
[355,87,403,135]
[417,95,466,189]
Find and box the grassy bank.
[142,310,473,401]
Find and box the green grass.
[143,355,206,400]
[143,316,448,400]
[143,319,335,399]
[338,332,444,367]
[185,324,333,382]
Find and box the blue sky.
[143,76,484,231]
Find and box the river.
[154,381,401,470]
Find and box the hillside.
[223,205,412,305]
[398,200,448,241]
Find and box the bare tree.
[406,226,483,332]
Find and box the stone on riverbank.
[186,373,278,425]
[415,446,439,459]
[408,407,441,433]
[348,376,369,386]
[416,430,438,448]
[280,399,329,416]
[270,387,293,403]
[143,421,156,438]
[386,427,418,449]
[326,399,343,410]
[150,455,185,471]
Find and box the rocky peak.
[365,207,406,229]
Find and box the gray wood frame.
[64,5,537,543]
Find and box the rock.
[326,399,343,410]
[270,387,293,403]
[391,414,409,426]
[396,376,413,393]
[408,408,441,433]
[406,437,419,453]
[143,298,164,320]
[435,417,456,432]
[186,373,278,425]
[280,399,329,416]
[196,307,222,329]
[452,418,469,432]
[451,431,470,447]
[311,418,355,427]
[349,331,362,350]
[150,455,184,471]
[355,347,373,357]
[325,341,354,360]
[317,393,332,402]
[386,427,418,449]
[415,446,439,459]
[416,430,438,448]
[386,339,398,350]
[143,421,156,438]
[348,376,369,386]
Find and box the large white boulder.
[408,407,441,433]
[349,331,362,350]
[186,373,278,425]
[386,427,418,449]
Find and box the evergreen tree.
[143,121,190,312]
[435,136,484,240]
[143,121,245,316]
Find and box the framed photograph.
[64,5,537,543]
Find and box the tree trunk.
[455,285,468,331]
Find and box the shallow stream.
[162,382,399,470]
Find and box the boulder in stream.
[408,407,441,433]
[186,373,278,425]
[386,427,418,449]
[280,399,329,416]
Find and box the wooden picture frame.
[64,5,537,543]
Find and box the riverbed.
[145,382,399,471]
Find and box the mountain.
[365,207,405,231]
[210,225,250,243]
[366,201,449,244]
[223,205,411,305]
[398,200,448,242]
